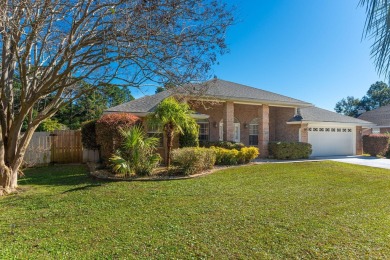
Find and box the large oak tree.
[0,0,233,195]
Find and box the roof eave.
[286,120,377,127]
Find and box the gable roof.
[358,105,390,127]
[106,79,312,113]
[288,106,374,126]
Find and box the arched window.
[197,119,210,142]
[249,118,259,146]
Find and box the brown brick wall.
[356,126,363,155]
[300,123,308,143]
[274,107,299,142]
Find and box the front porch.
[192,101,301,157]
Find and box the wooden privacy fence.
[51,130,83,163]
[24,130,100,166]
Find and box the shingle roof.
[357,105,390,126]
[289,106,374,125]
[199,79,312,106]
[106,79,312,113]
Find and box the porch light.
[244,123,248,129]
[213,121,218,128]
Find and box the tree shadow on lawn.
[18,164,107,188]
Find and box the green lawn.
[1,162,390,259]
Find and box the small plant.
[171,147,216,175]
[109,126,161,176]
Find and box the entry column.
[258,105,269,157]
[223,101,234,142]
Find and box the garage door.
[307,126,355,157]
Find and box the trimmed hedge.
[171,147,216,175]
[96,113,140,163]
[268,142,312,160]
[211,146,259,165]
[81,120,99,150]
[363,134,390,156]
[202,141,245,150]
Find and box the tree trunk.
[166,125,174,168]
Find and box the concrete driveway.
[312,156,390,170]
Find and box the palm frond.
[361,0,390,78]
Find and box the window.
[249,118,259,146]
[372,128,380,134]
[197,119,210,142]
[147,124,163,147]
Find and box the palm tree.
[148,97,198,167]
[360,1,390,79]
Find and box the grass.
[1,161,390,259]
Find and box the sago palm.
[148,97,198,167]
[109,126,161,176]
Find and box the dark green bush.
[268,142,312,160]
[201,141,245,150]
[179,127,199,147]
[81,120,99,150]
[171,147,216,175]
[363,134,390,156]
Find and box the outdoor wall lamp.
[213,121,218,128]
[244,123,248,129]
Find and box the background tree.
[54,83,134,129]
[335,81,390,117]
[334,96,362,117]
[148,97,198,168]
[0,0,234,195]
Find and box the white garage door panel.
[308,127,355,157]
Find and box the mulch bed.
[86,162,257,181]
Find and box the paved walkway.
[254,156,390,170]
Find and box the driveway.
[312,156,390,170]
[255,156,390,170]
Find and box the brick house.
[106,79,374,158]
[358,105,390,135]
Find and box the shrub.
[202,141,245,150]
[96,113,140,163]
[211,147,240,165]
[109,126,161,176]
[237,147,260,164]
[81,120,99,150]
[179,127,199,147]
[171,147,216,175]
[363,134,390,156]
[268,142,312,160]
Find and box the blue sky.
[134,0,382,111]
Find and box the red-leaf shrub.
[96,113,140,163]
[362,134,390,156]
